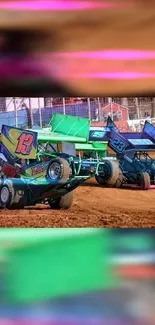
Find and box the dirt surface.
[0,178,155,228]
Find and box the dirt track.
[0,178,155,228]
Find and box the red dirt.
[0,178,155,228]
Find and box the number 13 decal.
[15,132,34,155]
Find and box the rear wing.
[0,125,38,160]
[121,121,155,145]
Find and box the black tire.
[10,187,26,209]
[48,191,73,210]
[95,160,119,187]
[47,158,71,182]
[95,174,106,185]
[139,172,150,190]
[0,180,26,209]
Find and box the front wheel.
[0,180,26,209]
[48,191,73,209]
[0,182,13,208]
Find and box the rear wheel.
[48,191,73,210]
[139,172,150,190]
[10,187,26,209]
[47,158,71,182]
[95,160,119,187]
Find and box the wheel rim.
[48,162,61,180]
[1,186,10,204]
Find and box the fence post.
[63,98,66,115]
[38,98,43,128]
[152,98,155,118]
[13,97,18,127]
[97,97,102,122]
[87,98,91,120]
[28,97,33,127]
[109,98,113,120]
[135,97,140,119]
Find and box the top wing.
[106,118,155,154]
[51,113,90,142]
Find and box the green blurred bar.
[0,228,115,304]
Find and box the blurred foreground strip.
[0,229,154,324]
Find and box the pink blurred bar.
[0,1,128,11]
[0,322,124,325]
[56,51,155,60]
[69,72,155,79]
[1,49,155,81]
[0,57,155,80]
[0,321,113,325]
[2,51,155,60]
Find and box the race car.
[105,117,155,189]
[0,124,90,209]
[31,113,120,188]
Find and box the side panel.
[23,160,50,178]
[1,125,38,160]
[108,129,133,155]
[89,127,110,141]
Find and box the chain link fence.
[1,97,155,131]
[0,98,103,129]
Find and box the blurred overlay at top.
[0,1,155,96]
